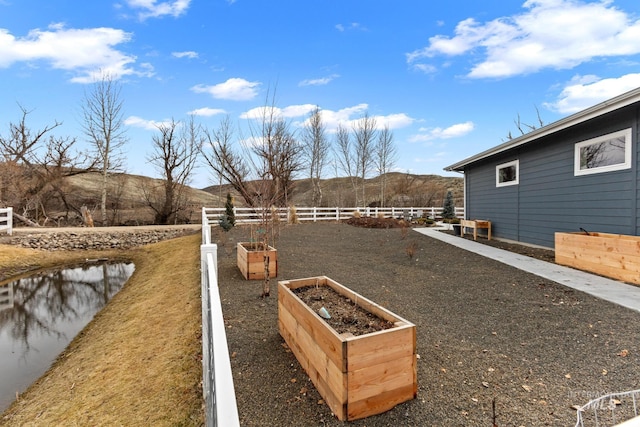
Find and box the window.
[574,128,632,176]
[496,160,519,187]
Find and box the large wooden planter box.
[237,242,278,280]
[278,276,417,421]
[555,232,640,284]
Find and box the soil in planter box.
[241,242,270,250]
[293,285,394,336]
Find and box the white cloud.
[191,78,260,101]
[0,24,150,83]
[335,22,367,32]
[125,0,191,20]
[298,105,413,132]
[188,107,226,117]
[238,103,413,134]
[125,115,172,130]
[407,0,640,78]
[319,104,369,128]
[545,73,640,114]
[374,113,414,130]
[409,121,474,143]
[239,104,317,120]
[411,63,437,74]
[298,74,339,86]
[172,51,198,59]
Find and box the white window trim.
[496,160,519,187]
[574,128,632,176]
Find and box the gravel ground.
[215,222,640,427]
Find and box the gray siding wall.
[464,106,639,248]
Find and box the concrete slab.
[414,227,640,314]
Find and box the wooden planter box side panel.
[278,286,345,371]
[278,277,417,421]
[347,356,418,421]
[237,243,277,280]
[346,326,415,371]
[555,232,640,284]
[278,288,346,417]
[346,326,417,419]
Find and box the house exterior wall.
[463,105,639,248]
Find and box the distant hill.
[59,172,220,225]
[203,172,463,209]
[27,171,462,226]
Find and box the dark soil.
[344,216,410,228]
[293,285,394,336]
[440,229,557,263]
[214,222,640,426]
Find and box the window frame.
[574,128,632,176]
[495,159,519,187]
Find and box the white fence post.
[6,207,12,236]
[0,207,12,236]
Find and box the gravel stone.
[215,222,640,426]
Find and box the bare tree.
[334,123,359,205]
[375,124,397,207]
[243,96,302,297]
[201,93,302,297]
[301,107,330,206]
[247,99,302,208]
[144,117,202,224]
[505,106,545,141]
[80,73,128,226]
[353,112,377,206]
[201,115,254,206]
[0,105,96,225]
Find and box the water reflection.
[0,261,134,412]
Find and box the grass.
[0,234,204,426]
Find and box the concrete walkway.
[414,227,640,314]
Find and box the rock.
[7,229,194,251]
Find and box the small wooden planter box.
[278,276,417,421]
[555,232,640,284]
[460,219,491,241]
[237,242,278,280]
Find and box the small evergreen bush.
[442,190,455,220]
[225,193,236,227]
[218,214,233,231]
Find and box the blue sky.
[2,0,640,188]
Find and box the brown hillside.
[51,172,221,225]
[28,172,461,226]
[203,172,463,208]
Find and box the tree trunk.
[101,169,108,226]
[13,212,40,227]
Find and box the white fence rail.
[203,206,465,225]
[198,205,463,426]
[575,389,640,427]
[201,210,240,427]
[0,207,12,235]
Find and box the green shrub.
[442,190,455,219]
[218,214,233,231]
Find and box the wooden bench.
[460,219,491,241]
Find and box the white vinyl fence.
[201,210,240,427]
[0,207,12,235]
[198,205,463,426]
[203,206,464,225]
[575,389,640,427]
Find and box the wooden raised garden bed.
[237,242,278,280]
[555,231,640,284]
[278,276,417,421]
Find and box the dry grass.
[1,234,204,426]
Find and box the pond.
[0,261,135,412]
